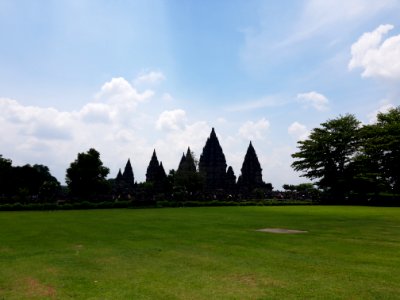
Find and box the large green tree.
[360,107,400,194]
[13,164,60,202]
[291,114,361,200]
[66,148,110,199]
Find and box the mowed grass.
[0,206,399,299]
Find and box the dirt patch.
[24,277,57,299]
[256,228,308,234]
[232,274,284,287]
[228,273,286,289]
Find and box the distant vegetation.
[0,107,399,208]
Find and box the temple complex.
[115,128,268,198]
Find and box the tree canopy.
[0,155,60,202]
[66,148,110,198]
[292,108,400,203]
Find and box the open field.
[0,206,399,299]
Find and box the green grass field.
[0,206,399,299]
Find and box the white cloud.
[93,77,155,126]
[367,100,396,123]
[135,71,166,85]
[79,103,112,123]
[349,24,400,80]
[156,109,187,131]
[0,98,74,140]
[288,122,309,141]
[238,118,270,140]
[96,77,154,105]
[0,76,159,182]
[154,121,211,171]
[297,91,329,111]
[259,145,307,188]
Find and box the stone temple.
[115,127,268,197]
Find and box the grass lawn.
[0,206,399,299]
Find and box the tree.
[359,107,400,194]
[66,148,110,199]
[0,155,13,198]
[0,159,60,203]
[291,114,361,200]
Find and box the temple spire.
[146,150,160,182]
[122,158,134,186]
[199,128,228,191]
[238,141,264,191]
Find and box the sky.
[1,0,400,189]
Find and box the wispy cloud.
[134,71,166,85]
[281,0,396,46]
[241,0,398,68]
[226,95,288,112]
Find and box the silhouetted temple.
[116,169,123,181]
[146,150,166,183]
[113,128,270,200]
[177,147,196,174]
[238,141,264,191]
[225,166,236,190]
[158,162,167,179]
[114,158,135,197]
[199,128,229,191]
[122,159,135,186]
[175,147,202,194]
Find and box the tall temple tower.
[177,147,196,174]
[146,149,166,183]
[238,141,264,191]
[199,128,228,191]
[122,159,135,187]
[114,158,135,197]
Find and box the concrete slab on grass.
[256,228,308,234]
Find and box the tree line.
[292,107,400,205]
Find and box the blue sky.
[1,0,400,188]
